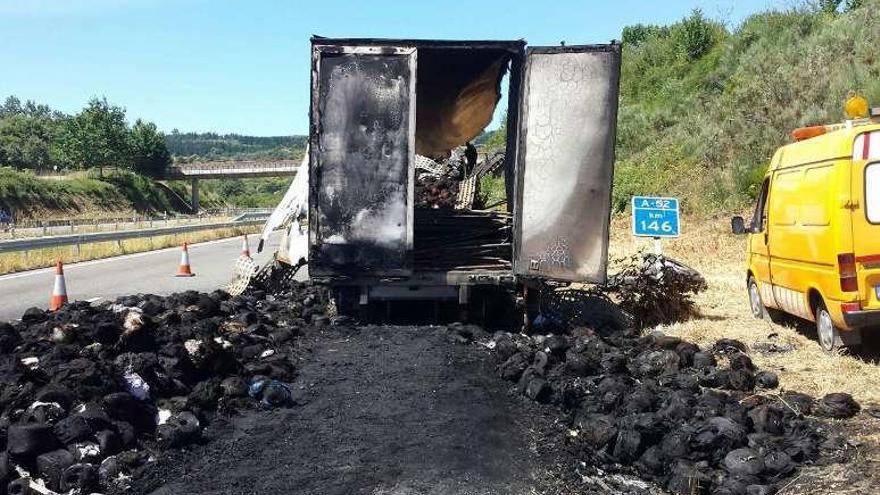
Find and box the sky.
[0,0,783,136]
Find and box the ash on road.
[132,324,569,495]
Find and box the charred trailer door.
[308,44,417,278]
[513,44,621,284]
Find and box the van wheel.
[815,302,844,353]
[748,276,785,323]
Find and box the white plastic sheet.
[258,147,309,253]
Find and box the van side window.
[866,163,880,223]
[751,178,770,232]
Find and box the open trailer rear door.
[309,43,417,277]
[513,44,621,284]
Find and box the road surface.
[132,325,566,495]
[0,234,281,322]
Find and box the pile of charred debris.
[0,254,865,495]
[0,284,328,494]
[412,147,512,271]
[489,256,861,495]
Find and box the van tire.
[748,276,785,323]
[815,302,845,353]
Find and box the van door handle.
[843,200,860,210]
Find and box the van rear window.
[866,163,880,223]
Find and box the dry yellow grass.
[609,214,880,405]
[0,224,261,275]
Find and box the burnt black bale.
[6,424,57,461]
[60,463,99,493]
[102,392,156,434]
[0,453,9,493]
[691,351,716,370]
[35,449,75,491]
[755,371,779,389]
[497,353,531,382]
[814,393,860,419]
[489,323,841,495]
[666,461,711,495]
[0,324,21,354]
[729,354,756,372]
[52,415,92,445]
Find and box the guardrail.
[231,211,272,222]
[0,219,265,255]
[6,208,271,229]
[0,208,274,241]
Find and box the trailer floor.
[131,325,578,495]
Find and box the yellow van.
[732,113,880,352]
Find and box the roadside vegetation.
[614,0,874,213]
[0,167,185,219]
[166,131,305,162]
[0,96,169,177]
[0,96,299,216]
[478,0,875,215]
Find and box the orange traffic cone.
[50,260,68,311]
[175,243,195,277]
[240,235,251,259]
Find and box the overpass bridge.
[163,160,300,211]
[164,160,300,179]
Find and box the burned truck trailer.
[289,37,620,312]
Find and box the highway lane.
[0,234,282,322]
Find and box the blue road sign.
[632,196,680,238]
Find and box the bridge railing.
[166,160,300,177]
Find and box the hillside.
[0,167,191,220]
[613,0,877,212]
[166,132,307,162]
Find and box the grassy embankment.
[0,167,227,220]
[614,2,880,213]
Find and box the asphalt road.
[0,233,281,322]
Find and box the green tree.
[217,179,247,197]
[58,97,130,175]
[674,9,716,61]
[622,24,667,46]
[813,0,843,12]
[845,0,864,10]
[481,112,508,151]
[129,119,170,177]
[0,96,66,171]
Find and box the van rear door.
[513,44,621,283]
[308,44,417,277]
[852,130,880,309]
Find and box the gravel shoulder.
[132,325,572,495]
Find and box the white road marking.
[0,234,262,282]
[85,297,102,303]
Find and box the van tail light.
[838,253,859,292]
[841,302,861,313]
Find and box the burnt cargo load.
[275,37,621,308]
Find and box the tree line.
[165,131,306,163]
[0,96,170,176]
